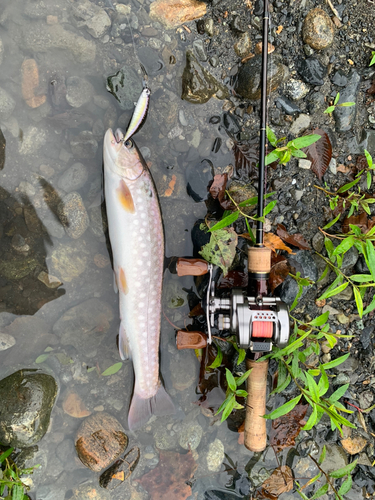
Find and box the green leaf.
[353,286,363,318]
[329,383,350,402]
[318,264,330,283]
[309,311,329,326]
[337,176,361,193]
[87,366,96,373]
[238,192,276,208]
[290,283,304,312]
[338,474,353,496]
[325,237,336,260]
[271,374,291,395]
[339,101,355,107]
[101,362,123,376]
[235,389,248,398]
[329,459,358,478]
[264,394,302,419]
[317,366,329,397]
[364,294,375,315]
[323,214,340,230]
[226,368,237,392]
[312,483,329,499]
[237,348,246,365]
[319,281,348,300]
[290,148,307,158]
[365,239,375,282]
[266,126,278,147]
[235,368,252,387]
[350,274,373,282]
[296,489,309,500]
[290,134,321,149]
[370,51,375,66]
[334,92,340,105]
[265,150,281,165]
[365,149,373,168]
[367,171,372,190]
[302,404,317,430]
[12,485,24,500]
[207,344,223,369]
[0,448,14,464]
[322,353,350,371]
[208,211,239,232]
[221,394,236,421]
[35,354,49,364]
[306,372,320,403]
[264,200,277,216]
[324,106,335,114]
[318,445,326,465]
[332,236,355,256]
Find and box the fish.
[103,128,175,431]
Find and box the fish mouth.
[114,128,124,143]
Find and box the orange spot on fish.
[119,267,128,295]
[164,175,177,197]
[117,179,135,213]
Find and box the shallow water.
[0,0,369,498]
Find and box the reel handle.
[176,258,209,277]
[244,357,268,452]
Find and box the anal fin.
[119,322,131,360]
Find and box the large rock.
[23,22,96,64]
[0,369,57,447]
[302,8,335,50]
[235,55,288,100]
[181,51,228,104]
[53,298,114,351]
[75,413,128,471]
[150,0,206,29]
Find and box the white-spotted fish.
[123,66,150,143]
[103,128,174,431]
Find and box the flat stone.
[296,57,327,86]
[322,444,347,474]
[358,390,374,410]
[57,192,89,239]
[0,369,57,447]
[334,356,359,373]
[299,159,312,169]
[206,439,224,472]
[53,298,113,351]
[72,0,111,38]
[19,126,47,155]
[284,79,310,101]
[341,434,367,455]
[37,271,62,289]
[149,0,206,29]
[312,232,324,252]
[289,114,311,136]
[50,241,88,281]
[302,8,335,50]
[337,313,350,325]
[75,413,128,472]
[178,422,203,450]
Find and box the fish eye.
[124,139,133,149]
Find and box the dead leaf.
[337,163,351,174]
[199,227,238,276]
[367,79,375,95]
[136,450,197,500]
[277,224,310,250]
[342,212,368,234]
[209,173,228,203]
[269,260,291,293]
[270,404,308,453]
[62,390,91,418]
[258,466,294,499]
[217,270,248,289]
[263,232,294,254]
[305,128,332,180]
[164,174,177,197]
[233,139,258,177]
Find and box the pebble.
[332,70,348,87]
[358,390,374,410]
[0,369,57,447]
[21,59,46,108]
[11,233,30,253]
[149,0,207,29]
[19,126,47,155]
[70,131,98,159]
[0,86,16,120]
[63,390,91,418]
[73,1,111,39]
[334,356,359,373]
[341,434,367,455]
[289,114,311,136]
[312,232,324,252]
[51,241,88,281]
[58,163,88,192]
[206,439,224,472]
[302,8,335,50]
[337,313,350,325]
[296,57,327,86]
[233,32,252,58]
[329,158,337,175]
[75,413,128,472]
[284,79,310,101]
[298,159,312,169]
[37,271,62,289]
[276,96,301,115]
[0,332,16,351]
[332,373,350,386]
[66,76,94,108]
[193,39,207,62]
[57,192,89,239]
[322,304,340,316]
[178,422,203,450]
[106,66,142,110]
[94,254,110,268]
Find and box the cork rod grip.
[244,357,269,452]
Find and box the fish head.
[104,128,144,180]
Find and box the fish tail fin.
[128,383,175,431]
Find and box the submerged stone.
[106,66,143,110]
[0,369,57,447]
[235,54,288,100]
[149,0,206,29]
[182,51,228,104]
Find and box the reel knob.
[218,314,231,331]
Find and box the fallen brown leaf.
[305,128,332,180]
[270,404,308,453]
[209,173,228,203]
[269,260,291,293]
[367,79,375,95]
[164,174,177,197]
[263,232,294,254]
[258,465,294,499]
[342,212,368,234]
[136,450,197,500]
[337,163,351,174]
[277,224,310,250]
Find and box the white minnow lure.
[123,66,151,143]
[103,127,175,431]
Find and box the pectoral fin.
[117,179,135,213]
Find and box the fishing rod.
[175,0,290,452]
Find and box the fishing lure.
[123,65,151,143]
